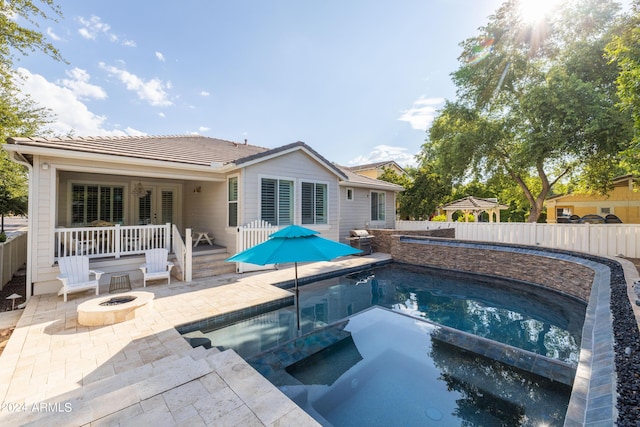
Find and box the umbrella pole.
[295,262,300,331]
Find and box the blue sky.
[16,0,507,167]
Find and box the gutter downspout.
[8,152,34,300]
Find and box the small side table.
[109,274,132,294]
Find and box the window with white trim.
[72,184,124,225]
[371,191,386,221]
[228,176,238,227]
[301,182,327,225]
[261,178,293,226]
[346,188,354,201]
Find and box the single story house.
[545,175,640,224]
[4,135,403,298]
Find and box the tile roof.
[5,135,404,190]
[336,165,405,191]
[5,135,269,166]
[347,160,406,173]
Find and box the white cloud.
[59,68,107,100]
[348,145,418,168]
[198,126,210,132]
[78,28,93,40]
[398,96,444,131]
[99,62,172,107]
[200,91,210,97]
[16,67,144,136]
[77,15,111,40]
[47,27,61,41]
[155,51,165,62]
[158,112,166,118]
[124,127,146,136]
[77,15,135,47]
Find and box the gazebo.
[439,196,509,222]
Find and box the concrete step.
[192,263,236,279]
[191,251,237,278]
[9,345,225,426]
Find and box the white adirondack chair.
[57,256,104,302]
[140,248,174,287]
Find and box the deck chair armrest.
[167,261,174,269]
[139,264,148,272]
[57,274,68,284]
[89,270,105,280]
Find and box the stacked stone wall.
[390,236,594,301]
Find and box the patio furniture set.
[56,248,174,302]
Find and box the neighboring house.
[545,175,640,224]
[346,160,407,179]
[4,135,403,298]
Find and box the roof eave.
[3,143,235,173]
[236,143,348,180]
[339,181,404,192]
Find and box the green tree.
[606,1,640,173]
[378,165,451,220]
[423,0,633,222]
[0,1,63,227]
[0,0,63,82]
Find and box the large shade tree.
[422,0,634,222]
[606,0,640,174]
[0,0,63,230]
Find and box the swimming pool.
[279,307,572,426]
[188,263,585,364]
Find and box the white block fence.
[395,221,640,258]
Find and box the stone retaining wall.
[367,228,455,254]
[390,235,594,301]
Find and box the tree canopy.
[606,0,640,174]
[422,0,634,222]
[0,1,63,226]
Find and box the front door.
[135,184,176,225]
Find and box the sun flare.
[517,0,560,25]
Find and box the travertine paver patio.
[0,253,389,426]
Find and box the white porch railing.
[394,220,640,258]
[54,223,172,259]
[173,225,192,282]
[235,219,278,273]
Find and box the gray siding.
[338,186,396,245]
[241,150,340,240]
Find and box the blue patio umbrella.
[226,224,362,330]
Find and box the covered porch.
[38,167,236,296]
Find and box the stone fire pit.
[77,291,154,326]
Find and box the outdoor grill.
[347,229,373,255]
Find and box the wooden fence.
[395,220,640,258]
[0,232,27,289]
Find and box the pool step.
[9,345,227,426]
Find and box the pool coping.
[397,237,617,426]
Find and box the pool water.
[281,308,572,426]
[199,263,585,364]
